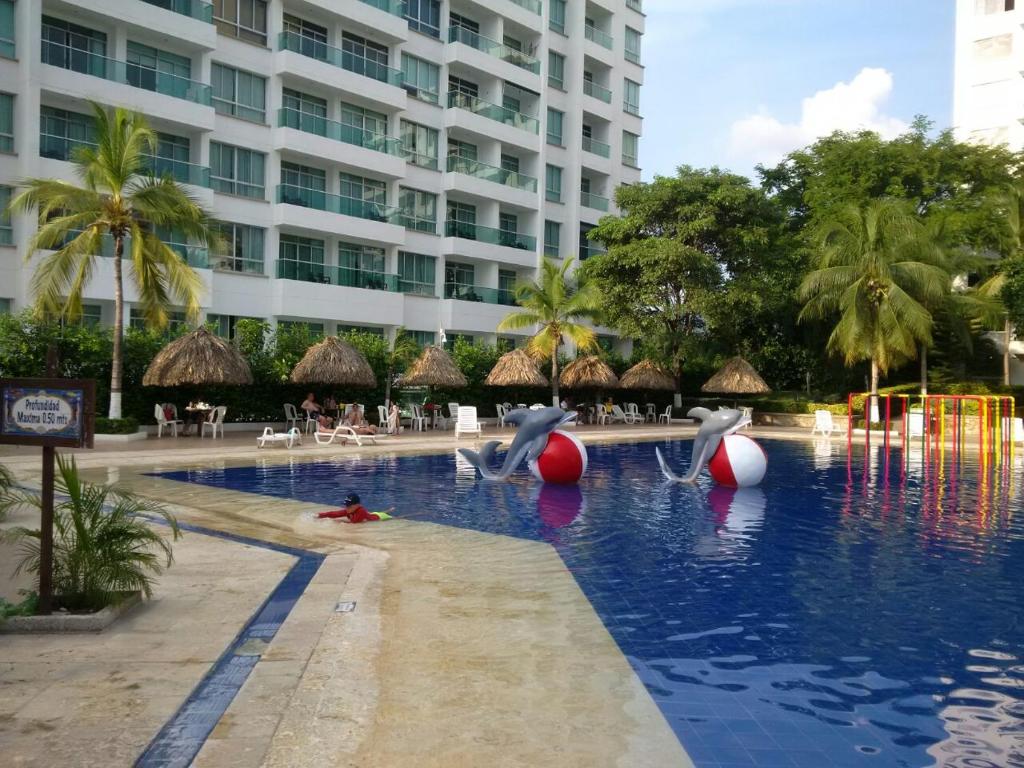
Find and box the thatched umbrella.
[559,355,619,389]
[619,359,674,391]
[485,349,549,388]
[398,345,467,388]
[290,336,375,386]
[142,327,253,386]
[702,356,771,395]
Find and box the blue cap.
[344,493,360,506]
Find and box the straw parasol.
[484,348,549,388]
[290,335,376,386]
[559,355,619,389]
[142,327,253,386]
[398,345,468,388]
[619,359,675,391]
[701,356,771,395]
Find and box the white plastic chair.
[154,403,183,437]
[1011,417,1024,444]
[303,409,320,434]
[283,403,300,431]
[201,406,226,438]
[659,405,673,425]
[410,404,428,432]
[811,410,836,437]
[741,406,753,429]
[623,403,643,424]
[455,406,483,439]
[496,403,508,427]
[378,405,388,427]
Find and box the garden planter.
[0,591,142,633]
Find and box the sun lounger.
[257,427,302,449]
[314,425,390,447]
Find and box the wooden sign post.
[0,376,95,614]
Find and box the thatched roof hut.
[290,336,375,386]
[485,349,549,388]
[142,327,253,386]
[702,356,771,395]
[398,345,467,388]
[560,355,619,389]
[619,359,675,391]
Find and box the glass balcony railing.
[444,220,537,251]
[0,226,13,246]
[278,31,403,87]
[141,0,214,23]
[276,184,401,224]
[396,212,437,233]
[584,25,613,51]
[405,149,439,170]
[582,136,611,158]
[447,91,539,134]
[626,0,643,11]
[398,278,436,296]
[60,230,208,267]
[444,283,518,305]
[40,42,212,105]
[447,26,540,74]
[507,0,541,14]
[358,0,406,17]
[580,191,609,211]
[277,108,403,156]
[446,155,538,193]
[276,260,401,291]
[39,133,211,186]
[583,79,612,103]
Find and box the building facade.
[953,0,1022,151]
[0,0,644,349]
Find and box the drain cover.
[335,601,356,613]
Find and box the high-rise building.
[0,0,644,349]
[953,0,1022,151]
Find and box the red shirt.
[317,505,380,523]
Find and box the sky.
[639,0,956,181]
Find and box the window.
[279,161,326,208]
[401,120,439,169]
[0,92,11,153]
[974,34,1012,61]
[975,0,1015,12]
[547,108,564,146]
[207,314,262,339]
[339,172,385,206]
[39,106,94,160]
[499,213,518,245]
[626,0,643,10]
[126,41,192,94]
[445,261,475,295]
[0,185,12,245]
[213,0,267,45]
[447,333,474,348]
[279,320,325,337]
[410,330,435,346]
[550,0,566,34]
[0,0,14,59]
[449,12,479,34]
[449,75,479,100]
[211,63,266,122]
[622,131,639,167]
[398,187,437,233]
[405,0,441,38]
[79,304,102,328]
[338,242,386,288]
[625,27,641,64]
[548,51,565,89]
[151,132,191,181]
[499,269,517,304]
[214,222,264,274]
[447,201,476,238]
[340,102,388,140]
[398,251,436,295]
[501,154,520,175]
[40,16,106,76]
[338,324,384,337]
[283,14,327,59]
[544,220,560,258]
[401,53,440,104]
[130,307,187,333]
[447,138,477,161]
[210,142,266,199]
[282,88,327,135]
[624,79,641,115]
[546,165,562,202]
[278,234,325,282]
[341,32,390,83]
[0,298,10,313]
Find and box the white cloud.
[728,68,909,167]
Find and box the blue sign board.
[0,379,95,448]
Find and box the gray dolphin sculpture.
[656,407,750,483]
[458,407,578,481]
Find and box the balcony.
[277,260,402,291]
[447,26,540,75]
[509,0,541,12]
[278,31,402,87]
[626,0,643,11]
[276,184,400,223]
[141,0,213,22]
[277,109,402,156]
[583,80,612,103]
[62,230,209,268]
[39,133,211,187]
[447,92,538,134]
[358,0,405,16]
[397,212,437,234]
[445,220,536,251]
[444,283,517,306]
[446,155,537,193]
[584,25,614,50]
[580,191,609,212]
[582,136,611,158]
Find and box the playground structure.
[847,392,1017,469]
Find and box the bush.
[94,417,139,434]
[0,591,38,619]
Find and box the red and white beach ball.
[529,430,588,484]
[708,434,767,488]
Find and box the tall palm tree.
[8,103,219,418]
[383,327,421,408]
[798,199,950,396]
[498,257,603,406]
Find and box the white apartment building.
[0,0,644,350]
[953,0,1023,151]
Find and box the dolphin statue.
[656,407,750,483]
[458,407,578,481]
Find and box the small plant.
[0,591,38,619]
[0,454,180,612]
[94,416,140,434]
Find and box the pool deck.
[0,423,835,767]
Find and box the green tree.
[7,103,220,419]
[383,328,421,407]
[497,257,602,406]
[798,199,951,395]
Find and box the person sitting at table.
[323,395,338,419]
[301,393,321,421]
[344,406,378,435]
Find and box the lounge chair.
[155,403,183,437]
[623,403,643,424]
[811,409,843,437]
[455,406,483,439]
[257,427,302,449]
[611,405,631,424]
[314,424,389,447]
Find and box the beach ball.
[529,430,588,484]
[708,434,767,488]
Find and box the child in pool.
[317,493,394,523]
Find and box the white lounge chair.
[155,403,183,437]
[455,406,483,439]
[257,427,302,449]
[659,405,673,425]
[314,424,389,447]
[201,406,226,438]
[283,403,301,431]
[610,405,630,424]
[811,409,842,437]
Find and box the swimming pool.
[158,438,1024,768]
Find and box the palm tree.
[8,103,219,419]
[798,199,950,396]
[497,257,603,406]
[384,327,421,408]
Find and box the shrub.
[94,417,140,434]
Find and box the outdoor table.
[184,406,212,436]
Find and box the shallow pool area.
[158,438,1024,768]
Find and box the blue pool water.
[158,439,1024,768]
